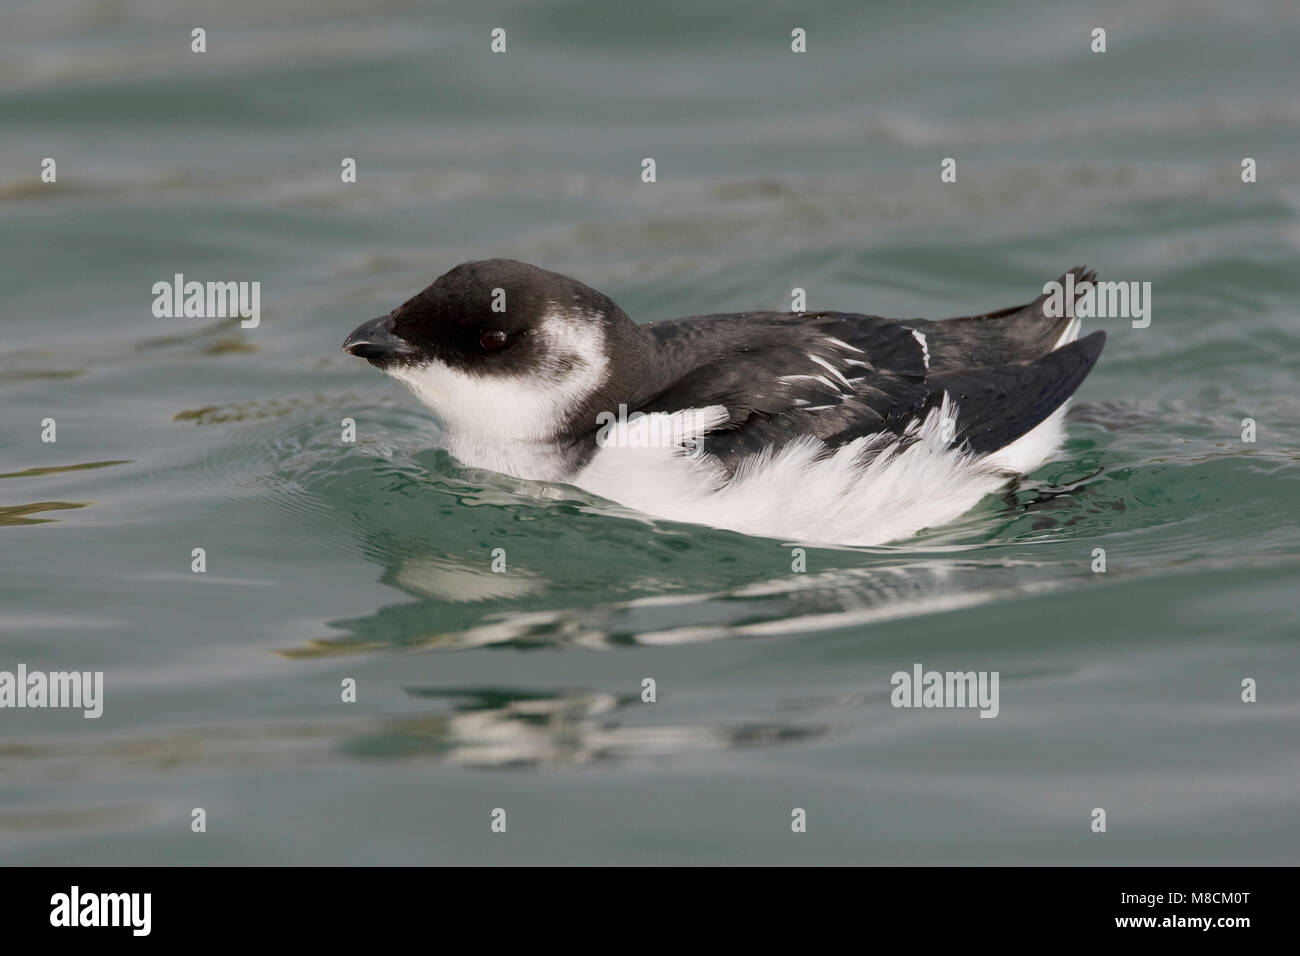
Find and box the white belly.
[572,398,1067,547]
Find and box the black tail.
[926,330,1106,455]
[907,266,1097,371]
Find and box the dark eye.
[479,329,508,352]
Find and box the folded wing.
[633,268,1105,472]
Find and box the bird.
[342,259,1105,546]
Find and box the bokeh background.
[1,0,1298,864]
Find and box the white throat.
[385,308,609,481]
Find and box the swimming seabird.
[343,259,1105,545]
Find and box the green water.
[2,0,1298,864]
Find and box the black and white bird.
[343,259,1105,545]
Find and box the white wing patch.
[807,353,854,388]
[779,372,841,392]
[1052,315,1082,350]
[821,335,864,355]
[908,328,930,369]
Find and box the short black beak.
[342,315,416,363]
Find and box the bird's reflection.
[0,686,832,786]
[345,686,831,768]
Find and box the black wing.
[638,310,932,463]
[632,269,1105,472]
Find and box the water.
[2,0,1298,864]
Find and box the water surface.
[1,0,1298,864]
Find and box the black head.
[345,260,631,372]
[343,260,649,442]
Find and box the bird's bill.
[341,315,417,364]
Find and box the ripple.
[0,500,89,526]
[0,460,130,479]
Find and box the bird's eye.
[479,329,508,352]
